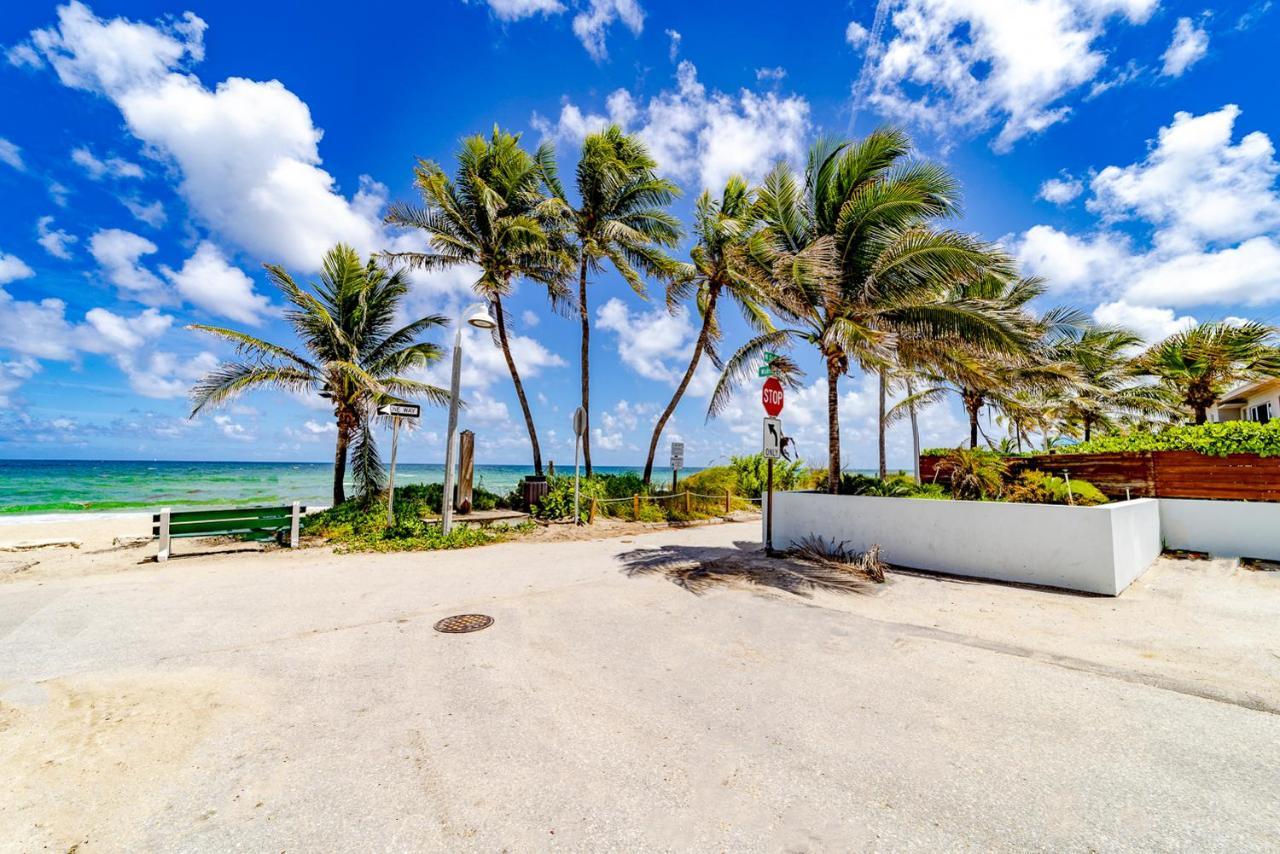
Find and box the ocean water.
[0,459,697,516]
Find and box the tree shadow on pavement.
[617,540,878,598]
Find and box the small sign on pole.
[758,365,773,377]
[572,407,586,525]
[762,417,782,459]
[378,402,421,418]
[377,402,420,523]
[670,440,684,492]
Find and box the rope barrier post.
[724,488,731,513]
[589,497,598,524]
[632,494,640,521]
[684,490,691,514]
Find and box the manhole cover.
[433,614,494,634]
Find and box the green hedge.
[925,422,1280,459]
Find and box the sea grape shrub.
[1005,471,1108,506]
[1063,422,1280,457]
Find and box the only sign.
[761,376,784,417]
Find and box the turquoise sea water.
[0,459,697,516]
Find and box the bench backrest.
[152,505,305,539]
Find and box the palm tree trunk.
[1084,418,1092,442]
[643,288,719,486]
[906,376,921,483]
[1193,406,1208,425]
[966,396,981,449]
[827,357,841,494]
[577,256,593,477]
[878,368,888,479]
[494,292,543,476]
[332,411,352,506]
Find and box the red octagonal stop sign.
[761,376,784,416]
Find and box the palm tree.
[891,274,1083,450]
[539,125,682,476]
[189,244,449,505]
[1051,325,1177,440]
[384,127,571,476]
[1136,321,1280,424]
[640,176,771,485]
[709,132,1021,492]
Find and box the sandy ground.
[1,518,1278,851]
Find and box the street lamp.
[441,301,497,535]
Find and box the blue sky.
[1,0,1278,469]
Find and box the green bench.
[154,503,304,561]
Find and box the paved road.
[1,522,1277,851]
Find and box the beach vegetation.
[188,244,450,506]
[302,483,530,552]
[1005,470,1108,506]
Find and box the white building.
[1209,378,1280,423]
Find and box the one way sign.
[762,417,782,459]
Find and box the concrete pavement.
[1,521,1278,851]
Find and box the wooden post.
[458,430,475,514]
[765,458,774,555]
[588,497,598,524]
[725,487,731,513]
[290,501,301,548]
[157,507,171,562]
[633,494,640,520]
[684,490,690,514]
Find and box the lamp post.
[441,302,497,535]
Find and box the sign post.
[572,407,587,524]
[377,402,421,524]
[670,441,684,492]
[760,377,784,556]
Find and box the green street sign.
[758,365,773,377]
[763,351,778,363]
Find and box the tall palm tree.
[539,125,682,476]
[640,176,771,485]
[709,132,1021,492]
[189,244,449,505]
[1136,321,1280,424]
[384,127,571,475]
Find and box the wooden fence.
[920,451,1280,502]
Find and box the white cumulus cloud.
[36,216,78,259]
[860,0,1158,151]
[533,60,809,190]
[161,241,270,325]
[1161,16,1209,77]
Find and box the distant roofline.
[1219,376,1280,404]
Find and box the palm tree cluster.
[186,122,1280,507]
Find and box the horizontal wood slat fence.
[920,451,1280,502]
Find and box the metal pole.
[386,417,400,525]
[672,467,678,493]
[766,457,774,555]
[441,325,463,535]
[573,432,581,525]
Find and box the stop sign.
[761,376,784,416]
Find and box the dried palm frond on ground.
[790,535,886,583]
[618,541,881,597]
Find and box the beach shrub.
[1059,421,1280,457]
[1005,470,1109,506]
[534,475,608,523]
[302,487,530,552]
[930,448,1008,501]
[839,473,917,497]
[730,453,808,498]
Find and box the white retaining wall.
[766,493,1163,596]
[1159,498,1280,561]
